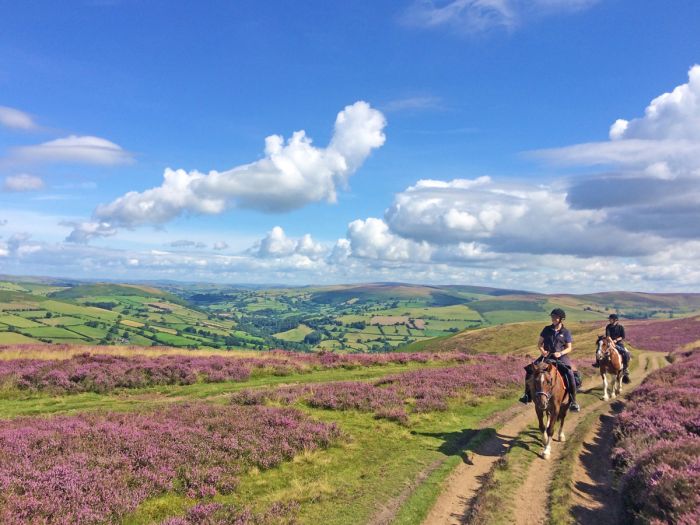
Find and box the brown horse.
[528,359,570,458]
[596,335,623,401]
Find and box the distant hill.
[50,283,186,305]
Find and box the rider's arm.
[538,336,547,356]
[559,342,573,356]
[617,326,625,342]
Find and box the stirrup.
[570,402,580,412]
[519,393,531,404]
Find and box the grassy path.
[420,351,663,525]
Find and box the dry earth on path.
[422,352,661,525]
[567,354,663,525]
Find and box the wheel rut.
[421,352,659,525]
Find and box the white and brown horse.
[528,359,570,458]
[596,335,623,401]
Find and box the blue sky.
[1,0,700,292]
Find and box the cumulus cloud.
[380,177,662,257]
[345,217,433,261]
[401,0,598,33]
[12,135,133,165]
[535,65,700,177]
[250,226,325,259]
[610,65,700,141]
[76,101,385,238]
[0,106,37,130]
[213,241,229,250]
[533,65,700,241]
[2,174,45,192]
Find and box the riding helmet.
[608,313,619,321]
[550,308,566,319]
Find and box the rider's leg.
[617,343,630,374]
[520,365,533,403]
[573,369,582,391]
[559,363,580,412]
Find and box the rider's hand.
[553,352,562,358]
[540,348,548,357]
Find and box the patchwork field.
[0,280,698,524]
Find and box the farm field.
[0,290,698,524]
[2,278,700,353]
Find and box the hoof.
[558,434,566,442]
[542,450,551,459]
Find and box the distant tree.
[45,312,53,318]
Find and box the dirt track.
[421,352,661,525]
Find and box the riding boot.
[519,378,531,404]
[565,368,580,412]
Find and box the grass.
[465,354,648,525]
[274,324,314,342]
[0,314,45,328]
[547,409,603,525]
[0,332,40,343]
[123,396,517,525]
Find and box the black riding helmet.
[550,308,566,320]
[608,313,619,321]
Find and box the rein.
[534,359,564,405]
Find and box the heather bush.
[625,317,700,353]
[161,501,299,525]
[612,350,700,524]
[0,349,475,395]
[0,404,340,524]
[232,355,523,423]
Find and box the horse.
[596,335,623,401]
[527,359,570,458]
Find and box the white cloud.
[2,174,45,192]
[12,135,133,165]
[81,101,385,236]
[402,0,598,33]
[535,65,700,177]
[0,106,37,130]
[213,241,229,250]
[251,226,325,259]
[346,217,433,261]
[610,65,700,141]
[381,177,657,257]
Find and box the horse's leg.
[543,407,557,458]
[558,405,567,442]
[615,371,622,396]
[536,407,546,444]
[601,370,609,401]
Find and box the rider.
[519,308,581,412]
[594,314,630,379]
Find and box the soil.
[421,353,661,525]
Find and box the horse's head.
[532,360,558,410]
[596,335,616,356]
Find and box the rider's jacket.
[605,323,625,341]
[540,324,572,355]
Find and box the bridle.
[534,360,558,405]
